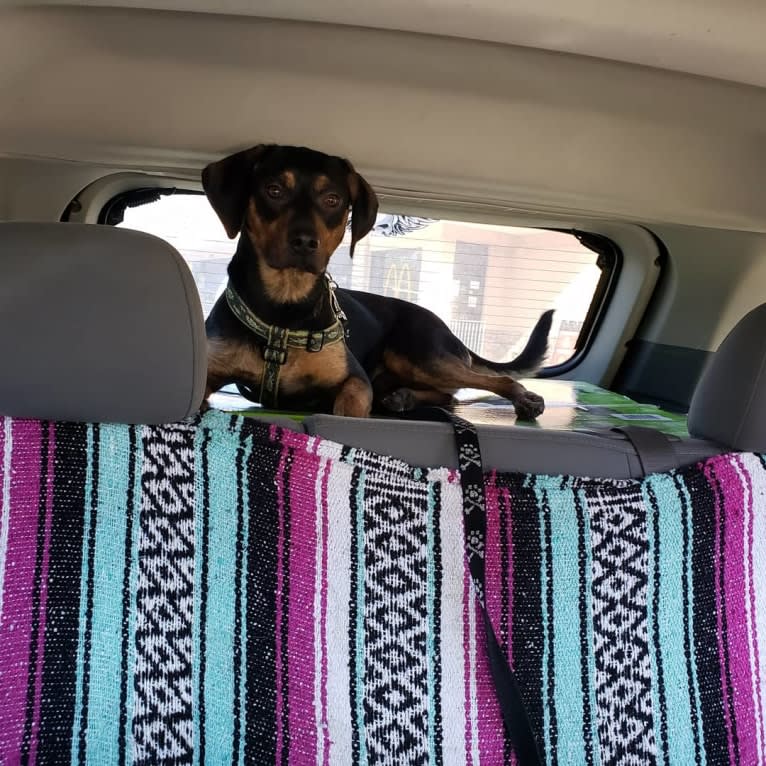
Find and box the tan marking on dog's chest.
[278,342,350,394]
[208,336,349,397]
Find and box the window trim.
[95,187,198,226]
[538,230,622,377]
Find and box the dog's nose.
[290,232,319,254]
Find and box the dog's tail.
[469,309,554,377]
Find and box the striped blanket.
[0,412,764,765]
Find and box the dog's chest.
[207,336,349,403]
[278,342,349,396]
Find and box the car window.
[115,192,611,402]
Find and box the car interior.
[1,2,765,764]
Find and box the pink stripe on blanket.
[735,455,766,762]
[273,438,289,766]
[319,459,331,766]
[463,561,477,765]
[484,476,503,643]
[707,456,758,765]
[0,421,44,764]
[484,476,515,664]
[286,443,321,765]
[721,457,760,764]
[474,596,506,765]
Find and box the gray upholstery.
[688,302,766,452]
[0,222,206,424]
[304,415,721,478]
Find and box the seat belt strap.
[612,425,679,476]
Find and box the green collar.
[225,276,347,408]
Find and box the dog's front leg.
[333,375,373,418]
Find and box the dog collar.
[224,277,347,408]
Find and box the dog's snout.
[290,232,319,254]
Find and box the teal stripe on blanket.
[645,473,699,765]
[194,419,243,765]
[89,426,138,764]
[71,426,138,764]
[546,479,590,765]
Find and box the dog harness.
[225,276,347,408]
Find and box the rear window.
[111,191,615,370]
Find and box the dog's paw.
[513,391,545,420]
[381,388,417,412]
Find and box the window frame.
[539,229,622,377]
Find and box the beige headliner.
[2,4,766,232]
[14,0,766,88]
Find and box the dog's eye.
[325,193,341,208]
[265,184,284,200]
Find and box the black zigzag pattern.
[362,468,431,764]
[588,482,657,766]
[133,424,196,765]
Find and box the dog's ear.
[346,164,379,258]
[202,145,270,238]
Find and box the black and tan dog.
[203,144,553,419]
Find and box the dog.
[202,144,554,419]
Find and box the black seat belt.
[612,425,679,476]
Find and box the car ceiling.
[1,2,765,233]
[19,0,766,88]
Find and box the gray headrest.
[688,302,766,452]
[0,222,206,424]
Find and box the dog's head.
[202,145,378,279]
